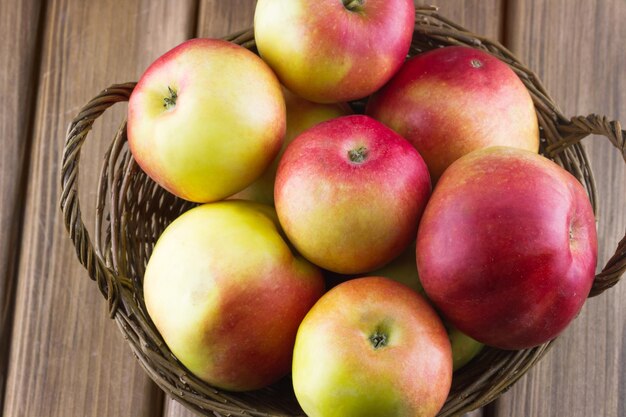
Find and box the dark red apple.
[416,147,597,350]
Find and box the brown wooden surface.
[0,0,44,409]
[2,1,196,416]
[0,0,623,416]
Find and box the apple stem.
[369,332,387,349]
[342,0,364,12]
[163,86,178,110]
[348,146,368,163]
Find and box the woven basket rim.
[60,5,626,417]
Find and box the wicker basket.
[60,6,625,417]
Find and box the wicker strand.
[61,83,136,316]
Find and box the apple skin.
[128,38,285,203]
[143,201,324,391]
[254,0,415,103]
[233,88,351,204]
[292,276,452,417]
[275,115,431,274]
[416,147,598,350]
[367,46,539,182]
[447,325,484,371]
[365,240,424,295]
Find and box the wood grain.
[196,0,256,38]
[489,1,626,416]
[0,0,43,410]
[428,0,504,41]
[2,0,197,416]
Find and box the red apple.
[143,201,324,391]
[254,0,415,103]
[292,277,452,417]
[275,115,431,274]
[128,38,285,203]
[416,147,598,350]
[367,46,539,181]
[233,88,351,204]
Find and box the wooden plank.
[2,0,197,416]
[488,1,626,416]
[196,0,256,37]
[0,0,43,409]
[431,0,504,40]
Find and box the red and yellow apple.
[128,38,285,203]
[254,0,415,103]
[275,115,431,274]
[233,88,351,204]
[292,276,452,417]
[143,201,324,391]
[417,147,597,349]
[367,46,539,181]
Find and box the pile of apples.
[127,1,598,416]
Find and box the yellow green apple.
[254,0,415,103]
[448,325,484,371]
[364,241,424,295]
[292,277,452,417]
[128,38,285,202]
[143,201,324,391]
[275,115,431,274]
[233,88,351,204]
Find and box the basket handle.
[546,114,625,296]
[60,82,136,315]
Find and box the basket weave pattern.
[60,7,625,417]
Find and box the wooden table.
[1,1,624,416]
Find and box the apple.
[447,325,484,371]
[416,147,598,350]
[364,240,424,295]
[292,276,452,417]
[233,88,351,204]
[367,46,539,181]
[254,0,415,103]
[275,115,431,274]
[128,38,285,203]
[143,201,324,391]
